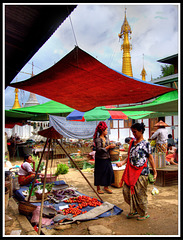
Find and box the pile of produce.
[64,195,102,207]
[61,205,87,217]
[54,163,69,176]
[52,188,79,200]
[60,196,102,217]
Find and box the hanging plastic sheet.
[49,115,110,139]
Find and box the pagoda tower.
[24,62,39,107]
[140,54,147,81]
[118,8,133,77]
[12,88,21,109]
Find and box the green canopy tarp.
[5,109,36,119]
[5,109,36,128]
[11,100,75,120]
[105,91,178,113]
[123,110,178,119]
[13,100,75,114]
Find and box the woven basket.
[110,146,120,161]
[5,189,9,211]
[70,158,87,169]
[111,169,125,188]
[18,201,37,216]
[35,191,48,200]
[40,174,57,183]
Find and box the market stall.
[20,126,122,235]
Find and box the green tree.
[160,64,174,77]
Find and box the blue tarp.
[49,115,111,139]
[14,180,122,221]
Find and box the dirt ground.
[7,157,179,236]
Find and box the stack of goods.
[152,152,166,168]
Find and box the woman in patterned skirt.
[150,120,169,153]
[116,123,157,221]
[18,154,36,186]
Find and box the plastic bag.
[151,187,159,195]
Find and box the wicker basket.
[70,158,87,169]
[18,201,37,216]
[5,189,9,211]
[40,174,57,183]
[110,146,120,161]
[35,191,48,200]
[111,169,125,188]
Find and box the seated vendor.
[88,145,96,161]
[18,155,36,186]
[166,145,178,165]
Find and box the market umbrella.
[66,105,128,122]
[38,126,63,139]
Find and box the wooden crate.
[150,165,178,187]
[111,169,124,188]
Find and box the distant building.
[24,92,40,107]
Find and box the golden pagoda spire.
[140,54,147,81]
[118,8,133,77]
[12,88,21,109]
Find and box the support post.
[56,139,103,202]
[38,139,51,235]
[27,138,48,202]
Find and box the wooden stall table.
[34,147,53,158]
[150,165,178,187]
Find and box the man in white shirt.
[150,120,168,153]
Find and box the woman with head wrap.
[93,121,116,194]
[116,122,157,220]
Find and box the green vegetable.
[30,154,45,172]
[34,183,55,192]
[54,163,69,176]
[148,173,155,184]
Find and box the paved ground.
[4,157,180,236]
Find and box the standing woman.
[116,123,157,221]
[93,121,116,194]
[150,120,169,153]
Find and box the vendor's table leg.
[56,139,103,202]
[27,139,48,202]
[38,140,51,235]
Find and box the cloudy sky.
[4,3,179,109]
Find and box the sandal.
[137,214,150,221]
[104,188,113,194]
[97,190,104,194]
[126,212,138,219]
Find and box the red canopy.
[11,46,175,112]
[38,126,63,139]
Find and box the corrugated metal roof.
[5,4,77,88]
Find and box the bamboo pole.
[173,81,178,89]
[38,139,51,235]
[56,139,103,202]
[28,138,48,202]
